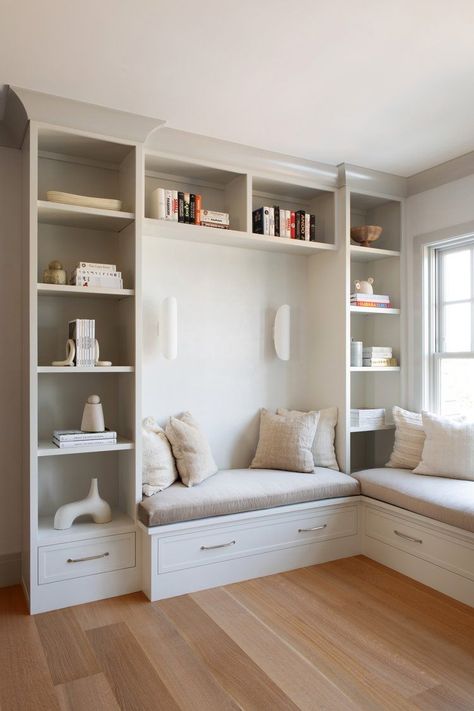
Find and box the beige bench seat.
[138,467,360,527]
[356,468,474,533]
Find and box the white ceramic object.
[51,338,76,366]
[81,394,105,432]
[46,190,122,211]
[354,277,374,295]
[53,478,112,530]
[274,304,291,361]
[159,296,178,360]
[351,340,363,367]
[95,339,112,367]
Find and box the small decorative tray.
[46,191,122,211]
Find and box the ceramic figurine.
[81,394,105,432]
[354,277,374,295]
[43,260,67,285]
[51,338,75,366]
[95,339,112,367]
[53,478,112,529]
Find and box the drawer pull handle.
[298,524,327,533]
[67,552,110,563]
[394,530,423,544]
[200,540,236,551]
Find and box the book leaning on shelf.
[68,319,95,367]
[252,206,316,240]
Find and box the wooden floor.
[1,556,474,711]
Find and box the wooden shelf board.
[350,306,400,315]
[37,366,134,374]
[143,219,336,256]
[37,283,134,299]
[38,436,134,457]
[351,424,396,433]
[37,511,135,545]
[350,245,400,262]
[350,366,400,372]
[38,200,135,232]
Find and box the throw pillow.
[165,412,218,487]
[386,406,425,470]
[277,407,339,470]
[250,408,319,473]
[142,417,178,496]
[413,411,474,480]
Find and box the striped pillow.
[386,406,425,470]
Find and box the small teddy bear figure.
[354,277,374,295]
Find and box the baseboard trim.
[0,552,21,587]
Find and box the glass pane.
[439,358,474,416]
[441,302,471,352]
[441,249,471,302]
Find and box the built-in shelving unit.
[37,511,135,545]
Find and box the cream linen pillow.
[386,406,425,470]
[413,411,474,480]
[250,408,319,473]
[142,417,178,496]
[165,412,218,487]
[277,407,339,470]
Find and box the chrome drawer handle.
[298,524,327,533]
[200,540,236,551]
[67,552,110,563]
[394,530,423,544]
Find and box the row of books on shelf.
[70,261,123,289]
[150,188,230,229]
[68,319,96,366]
[52,429,117,449]
[350,293,392,308]
[252,206,316,240]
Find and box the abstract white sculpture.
[81,394,105,432]
[51,338,75,366]
[159,296,178,359]
[53,478,112,530]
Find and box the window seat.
[138,467,360,527]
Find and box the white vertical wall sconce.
[159,296,178,360]
[274,304,291,361]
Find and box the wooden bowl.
[350,225,383,247]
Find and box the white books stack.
[68,319,95,367]
[351,408,387,428]
[363,346,393,367]
[70,261,123,289]
[52,429,117,449]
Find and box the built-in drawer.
[158,505,358,574]
[365,507,474,581]
[38,532,136,585]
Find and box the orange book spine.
[195,194,202,225]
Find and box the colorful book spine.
[351,301,392,308]
[189,194,196,224]
[252,208,264,234]
[274,206,280,237]
[195,194,202,225]
[183,193,190,223]
[177,192,185,222]
[172,190,178,221]
[304,213,310,241]
[290,211,296,239]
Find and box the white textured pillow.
[165,412,218,487]
[142,417,178,496]
[414,412,474,480]
[251,408,319,473]
[386,406,425,470]
[277,407,339,470]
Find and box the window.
[430,240,474,416]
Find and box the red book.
[195,194,202,225]
[290,211,296,239]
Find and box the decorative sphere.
[88,394,101,404]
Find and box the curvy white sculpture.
[53,478,112,530]
[52,338,75,366]
[159,296,178,360]
[81,394,105,432]
[274,304,291,361]
[95,339,112,367]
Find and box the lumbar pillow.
[277,407,339,470]
[142,417,178,496]
[165,412,218,487]
[386,406,425,470]
[250,408,319,473]
[413,411,473,480]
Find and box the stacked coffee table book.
[52,430,117,449]
[351,409,388,431]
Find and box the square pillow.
[165,412,218,487]
[277,407,339,470]
[250,408,319,473]
[386,406,425,470]
[413,411,473,480]
[142,417,178,496]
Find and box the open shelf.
[37,510,135,545]
[38,436,134,457]
[143,218,336,256]
[351,423,395,433]
[37,283,134,299]
[350,306,400,315]
[350,245,400,262]
[351,366,400,372]
[38,201,135,232]
[37,366,134,374]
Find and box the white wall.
[0,146,22,584]
[142,237,312,469]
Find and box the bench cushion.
[138,467,360,527]
[357,468,474,533]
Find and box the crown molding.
[408,151,474,196]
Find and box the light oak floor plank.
[55,672,120,711]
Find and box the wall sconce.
[274,304,290,361]
[159,296,178,360]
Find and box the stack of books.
[350,293,391,308]
[149,187,230,229]
[363,346,393,367]
[252,206,316,240]
[68,319,95,367]
[351,408,387,429]
[71,261,123,289]
[52,429,117,449]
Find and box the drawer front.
[158,505,358,573]
[38,532,135,584]
[365,508,474,580]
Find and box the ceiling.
[1,0,473,176]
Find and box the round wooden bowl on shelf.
[350,225,383,247]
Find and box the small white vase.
[81,394,105,432]
[53,478,112,530]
